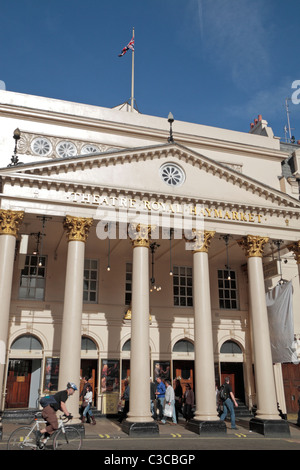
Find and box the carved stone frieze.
[18,131,123,159]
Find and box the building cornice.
[0,97,287,161]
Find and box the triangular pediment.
[1,142,299,213]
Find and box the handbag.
[163,403,173,418]
[82,399,89,408]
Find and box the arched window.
[220,340,242,354]
[81,337,97,351]
[173,339,194,353]
[122,339,151,352]
[122,340,131,351]
[11,335,42,350]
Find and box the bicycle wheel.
[7,426,37,450]
[53,426,82,450]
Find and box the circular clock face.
[159,163,185,187]
[56,141,77,158]
[31,137,52,157]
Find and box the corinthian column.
[122,224,159,436]
[238,235,290,436]
[58,216,93,419]
[0,210,24,409]
[186,230,226,435]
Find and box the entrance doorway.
[220,362,245,401]
[282,363,300,413]
[6,359,42,409]
[80,359,98,406]
[6,359,31,408]
[6,335,43,408]
[173,360,194,393]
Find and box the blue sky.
[1,0,300,141]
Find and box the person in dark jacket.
[118,379,130,423]
[80,376,91,422]
[150,377,157,419]
[183,384,194,421]
[219,376,238,429]
[174,379,183,422]
[155,377,166,421]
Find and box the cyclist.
[37,382,78,447]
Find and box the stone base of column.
[122,420,159,436]
[249,417,290,437]
[186,419,227,436]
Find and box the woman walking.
[81,384,96,425]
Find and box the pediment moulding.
[5,132,283,181]
[2,143,300,211]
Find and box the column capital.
[0,209,24,237]
[188,230,215,253]
[63,215,93,242]
[237,235,269,258]
[129,224,153,248]
[287,240,300,264]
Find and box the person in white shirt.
[81,384,96,425]
[161,380,177,425]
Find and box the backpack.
[40,395,58,408]
[219,384,228,401]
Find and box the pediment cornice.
[1,142,299,214]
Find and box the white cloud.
[227,79,300,136]
[195,0,272,89]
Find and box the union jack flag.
[118,37,134,57]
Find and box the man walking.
[155,377,166,422]
[220,376,238,429]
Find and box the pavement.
[1,414,300,453]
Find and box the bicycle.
[7,412,82,450]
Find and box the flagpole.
[131,27,135,112]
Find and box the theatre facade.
[0,90,299,435]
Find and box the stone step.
[1,407,104,422]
